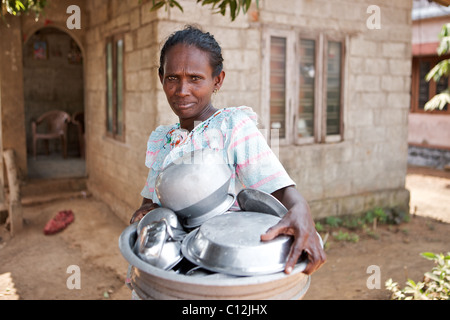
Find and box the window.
[326,41,343,138]
[106,34,125,140]
[411,55,450,113]
[263,30,346,145]
[298,38,315,140]
[270,36,288,139]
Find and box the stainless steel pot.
[137,207,183,235]
[135,220,183,270]
[155,149,235,228]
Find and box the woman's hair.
[159,25,224,77]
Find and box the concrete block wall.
[81,0,412,223]
[84,0,162,222]
[85,0,265,222]
[0,16,28,179]
[153,1,261,123]
[256,0,412,217]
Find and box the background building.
[0,0,416,224]
[409,0,450,169]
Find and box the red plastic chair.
[31,110,71,159]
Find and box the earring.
[212,88,219,105]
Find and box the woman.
[130,25,325,275]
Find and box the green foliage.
[364,207,388,224]
[437,22,450,56]
[145,0,259,21]
[147,0,184,12]
[424,89,450,111]
[324,216,342,228]
[323,207,407,230]
[386,252,450,300]
[425,23,450,111]
[315,221,324,232]
[426,58,450,83]
[4,0,258,22]
[316,207,409,244]
[197,0,257,21]
[1,0,47,19]
[333,230,359,243]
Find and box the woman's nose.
[176,80,190,96]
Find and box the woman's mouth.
[174,102,195,110]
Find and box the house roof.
[431,0,450,6]
[412,0,450,20]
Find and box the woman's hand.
[261,186,326,275]
[129,198,160,224]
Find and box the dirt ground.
[0,166,449,300]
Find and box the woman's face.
[159,44,225,123]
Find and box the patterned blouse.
[140,106,295,204]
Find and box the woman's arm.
[129,197,160,224]
[261,186,326,275]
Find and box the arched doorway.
[23,27,85,179]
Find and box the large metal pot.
[119,223,311,300]
[155,150,235,228]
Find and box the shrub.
[385,252,450,300]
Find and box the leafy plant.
[316,207,409,246]
[325,216,342,228]
[333,230,359,243]
[424,23,450,111]
[1,0,47,20]
[385,252,450,300]
[315,221,324,232]
[3,0,259,23]
[364,207,387,224]
[146,0,259,21]
[146,0,184,12]
[342,216,362,230]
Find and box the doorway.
[23,27,85,179]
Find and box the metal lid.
[237,188,288,218]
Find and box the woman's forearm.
[272,186,309,214]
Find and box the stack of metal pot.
[132,149,299,277]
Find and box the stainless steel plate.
[181,211,294,276]
[237,188,288,218]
